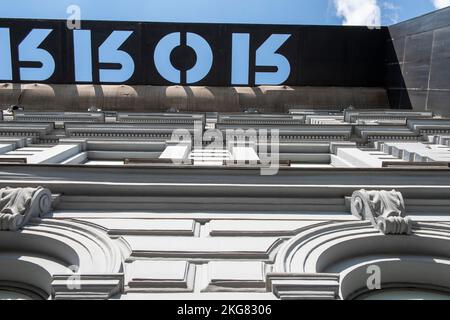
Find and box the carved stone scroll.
[351,189,412,235]
[0,187,52,231]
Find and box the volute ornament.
[351,189,412,235]
[0,187,52,231]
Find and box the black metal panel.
[386,63,405,89]
[296,26,387,87]
[386,7,450,114]
[429,26,450,90]
[65,20,143,85]
[402,32,433,90]
[387,89,412,109]
[0,19,65,84]
[0,18,387,87]
[428,90,450,115]
[389,8,450,38]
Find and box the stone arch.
[0,219,124,300]
[268,220,450,300]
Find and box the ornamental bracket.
[0,187,53,231]
[351,189,412,235]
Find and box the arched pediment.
[268,221,450,300]
[0,219,125,299]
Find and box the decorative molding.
[343,110,433,124]
[14,112,105,123]
[0,218,125,299]
[126,261,195,293]
[272,220,450,299]
[351,189,412,235]
[266,273,340,300]
[0,111,448,147]
[28,219,125,275]
[30,219,124,299]
[204,261,266,293]
[0,187,52,231]
[273,221,375,275]
[52,274,124,300]
[123,235,283,260]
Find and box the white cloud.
[334,0,381,26]
[382,1,400,24]
[432,0,450,9]
[382,1,399,11]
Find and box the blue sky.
[0,0,448,26]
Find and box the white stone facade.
[1,109,450,300]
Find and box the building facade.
[1,109,450,300]
[0,8,450,301]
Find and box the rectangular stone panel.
[79,219,196,236]
[203,261,266,292]
[208,220,325,236]
[159,145,190,161]
[123,236,281,259]
[126,260,195,292]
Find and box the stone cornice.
[1,165,450,200]
[1,111,449,145]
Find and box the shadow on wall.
[0,83,390,113]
